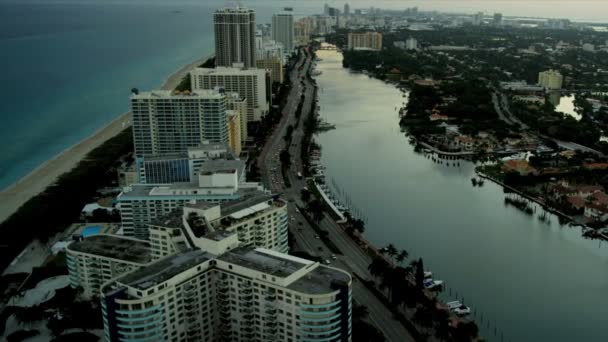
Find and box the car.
[314,235,320,239]
[290,217,296,221]
[324,259,331,265]
[331,254,337,260]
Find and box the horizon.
[1,0,608,23]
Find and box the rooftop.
[220,192,276,217]
[288,264,351,295]
[68,235,151,264]
[118,182,261,199]
[118,249,213,291]
[218,247,310,278]
[131,89,224,100]
[198,159,245,176]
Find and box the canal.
[313,49,608,342]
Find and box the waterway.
[314,49,608,342]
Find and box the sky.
[0,0,606,22]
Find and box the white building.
[101,247,352,342]
[149,193,289,258]
[214,7,257,68]
[66,235,152,299]
[272,12,295,52]
[405,37,418,50]
[131,89,229,159]
[116,161,264,240]
[190,66,270,122]
[538,69,563,90]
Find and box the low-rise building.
[66,235,152,299]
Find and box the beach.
[0,55,211,224]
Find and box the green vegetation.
[0,128,133,272]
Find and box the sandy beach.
[0,55,211,224]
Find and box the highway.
[257,48,415,342]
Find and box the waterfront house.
[584,203,608,222]
[502,159,538,176]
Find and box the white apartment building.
[149,194,289,259]
[101,248,352,342]
[190,66,270,122]
[66,235,152,299]
[538,69,563,90]
[131,89,229,159]
[272,12,295,52]
[116,161,264,240]
[214,7,257,68]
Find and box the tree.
[280,150,291,168]
[384,244,398,261]
[306,200,324,223]
[415,258,425,290]
[368,257,389,280]
[396,249,409,265]
[352,219,365,234]
[300,189,311,203]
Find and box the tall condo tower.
[272,12,295,52]
[214,7,257,68]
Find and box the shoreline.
[0,54,212,224]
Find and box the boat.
[424,279,444,289]
[452,304,471,316]
[446,301,461,310]
[424,271,433,279]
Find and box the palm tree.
[368,257,389,280]
[385,244,398,261]
[352,219,365,234]
[307,199,324,223]
[396,249,409,265]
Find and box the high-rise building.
[538,69,563,90]
[256,56,284,84]
[116,161,261,239]
[66,235,152,299]
[138,142,237,185]
[272,12,295,52]
[493,13,503,26]
[344,3,350,16]
[214,7,256,68]
[226,110,242,155]
[347,32,383,51]
[190,66,270,122]
[226,92,248,143]
[473,12,484,26]
[101,247,352,342]
[148,194,289,257]
[131,89,229,158]
[324,3,329,15]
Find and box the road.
[257,48,415,342]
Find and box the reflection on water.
[314,49,608,342]
[554,94,581,120]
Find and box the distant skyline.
[1,0,606,23]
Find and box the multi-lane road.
[257,49,415,342]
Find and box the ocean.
[1,0,606,190]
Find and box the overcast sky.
[317,0,608,22]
